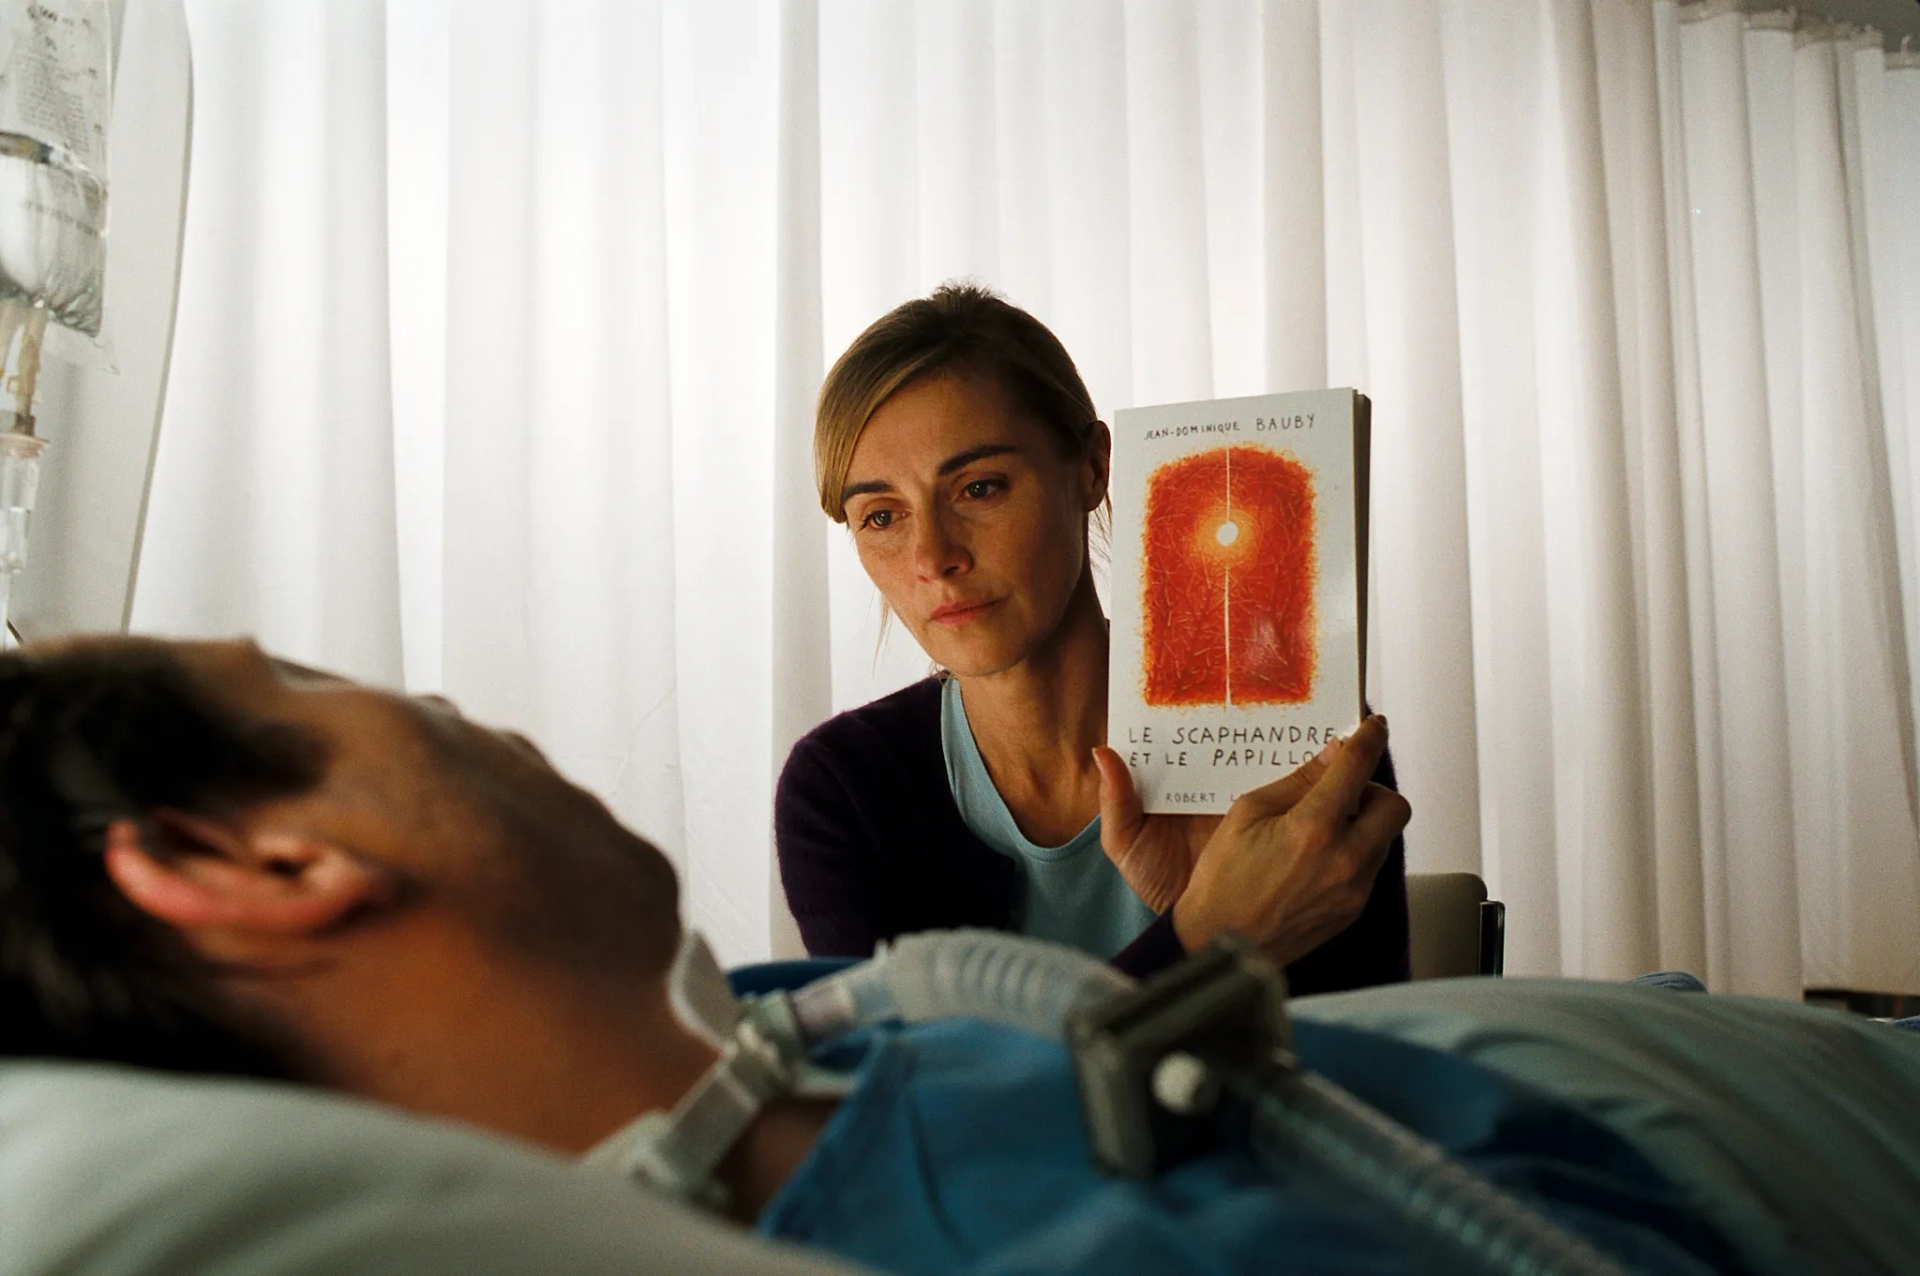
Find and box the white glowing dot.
[1216,521,1239,546]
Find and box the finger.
[1297,715,1390,823]
[1290,790,1407,951]
[1092,746,1146,850]
[1340,784,1412,877]
[1232,734,1341,818]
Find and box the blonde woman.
[775,285,1410,984]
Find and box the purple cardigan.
[774,678,1410,987]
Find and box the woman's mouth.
[930,598,998,626]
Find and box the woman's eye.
[861,508,896,531]
[962,478,1003,500]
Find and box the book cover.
[1106,388,1370,814]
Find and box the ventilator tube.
[1246,1064,1627,1276]
[789,927,1134,1045]
[791,929,1625,1276]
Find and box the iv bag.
[0,0,110,339]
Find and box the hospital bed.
[8,966,1920,1275]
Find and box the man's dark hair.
[0,643,327,1079]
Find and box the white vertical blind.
[1445,0,1566,975]
[136,0,403,682]
[1334,4,1490,925]
[1675,4,1804,994]
[136,0,1920,985]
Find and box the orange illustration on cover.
[1141,445,1317,706]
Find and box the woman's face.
[841,372,1107,678]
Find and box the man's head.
[0,637,685,1135]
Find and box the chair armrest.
[1478,900,1506,977]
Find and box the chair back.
[1407,872,1504,980]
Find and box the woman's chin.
[919,630,1024,680]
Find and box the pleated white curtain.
[131,0,1920,989]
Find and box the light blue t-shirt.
[939,677,1155,958]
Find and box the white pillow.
[0,1061,866,1276]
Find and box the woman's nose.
[912,509,971,579]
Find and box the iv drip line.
[0,0,116,644]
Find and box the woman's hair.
[0,645,326,1080]
[814,282,1102,522]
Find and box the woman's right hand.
[1099,716,1410,966]
[1091,746,1222,912]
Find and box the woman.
[775,285,1410,986]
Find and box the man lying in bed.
[6,636,1920,1274]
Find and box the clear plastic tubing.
[1245,1067,1629,1276]
[789,928,1132,1045]
[0,431,44,638]
[0,432,44,567]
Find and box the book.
[1106,388,1370,815]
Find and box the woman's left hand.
[1161,718,1407,966]
[1094,732,1386,961]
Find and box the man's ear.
[102,812,393,937]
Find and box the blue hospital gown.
[756,1017,1745,1276]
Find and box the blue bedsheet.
[1296,979,1920,1274]
[758,1015,1744,1275]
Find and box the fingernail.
[1372,713,1387,731]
